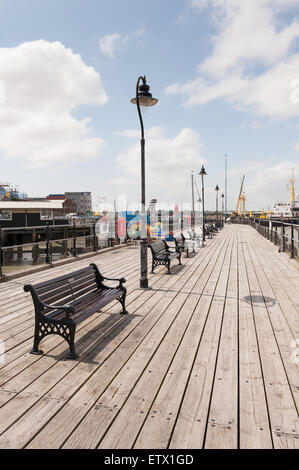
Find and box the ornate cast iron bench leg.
[151,259,155,273]
[118,286,128,314]
[30,320,44,355]
[65,323,79,360]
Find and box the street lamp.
[215,185,220,223]
[199,165,207,241]
[221,193,225,227]
[131,76,159,289]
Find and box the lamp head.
[215,185,220,192]
[199,165,207,176]
[131,76,159,107]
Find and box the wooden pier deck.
[0,224,298,449]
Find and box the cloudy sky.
[0,0,299,211]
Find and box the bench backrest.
[149,240,167,254]
[174,235,183,245]
[24,264,100,312]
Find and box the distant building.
[65,192,92,216]
[46,195,77,216]
[0,200,66,227]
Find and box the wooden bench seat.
[24,263,127,360]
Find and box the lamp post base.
[139,278,149,289]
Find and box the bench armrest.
[166,247,177,253]
[102,276,126,287]
[41,302,75,320]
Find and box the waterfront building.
[65,192,92,216]
[0,200,65,228]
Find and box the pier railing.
[0,211,209,278]
[0,234,121,277]
[235,218,299,259]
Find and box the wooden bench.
[181,232,196,253]
[204,223,215,239]
[148,240,182,274]
[174,235,190,258]
[24,263,128,360]
[188,229,203,247]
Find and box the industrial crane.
[234,175,246,217]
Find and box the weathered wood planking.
[0,225,297,449]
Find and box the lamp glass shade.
[131,96,159,107]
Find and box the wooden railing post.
[93,222,97,252]
[280,225,285,253]
[45,223,51,264]
[290,225,294,259]
[73,222,77,257]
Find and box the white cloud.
[246,160,299,208]
[114,127,205,202]
[0,40,108,167]
[99,32,129,58]
[99,26,145,58]
[226,159,299,210]
[166,0,299,119]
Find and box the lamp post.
[199,165,207,241]
[215,184,220,224]
[131,76,158,289]
[221,193,225,227]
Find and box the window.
[0,209,12,220]
[40,210,53,220]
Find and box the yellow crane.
[288,168,295,203]
[235,175,246,217]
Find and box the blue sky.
[0,0,299,211]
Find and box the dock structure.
[0,224,298,449]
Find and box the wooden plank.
[245,230,299,412]
[242,238,299,449]
[238,227,273,448]
[131,232,232,449]
[169,232,234,448]
[203,228,239,448]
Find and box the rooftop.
[0,201,63,210]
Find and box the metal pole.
[201,173,205,242]
[93,221,97,252]
[191,171,195,228]
[225,154,228,219]
[222,196,224,227]
[136,76,148,289]
[45,222,50,264]
[290,225,294,259]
